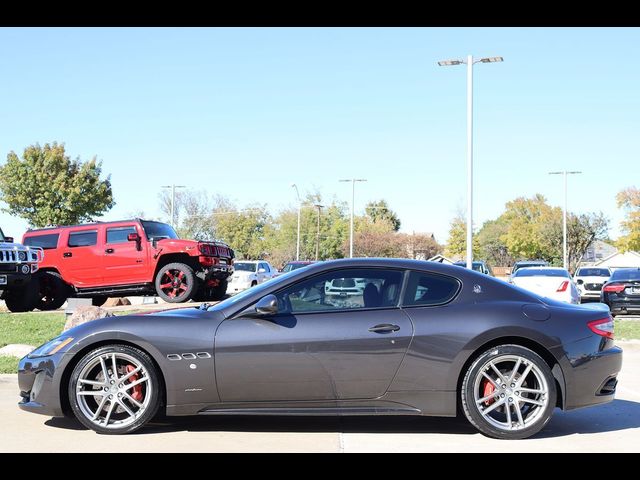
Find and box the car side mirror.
[4,236,13,243]
[254,294,278,316]
[127,233,140,242]
[258,268,267,273]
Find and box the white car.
[228,260,277,293]
[573,266,612,301]
[510,267,580,304]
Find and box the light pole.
[161,184,186,228]
[313,204,324,261]
[339,178,367,258]
[438,55,503,269]
[291,184,302,261]
[549,171,582,270]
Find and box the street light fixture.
[339,178,367,258]
[313,204,324,261]
[160,184,186,228]
[291,184,302,261]
[549,171,582,270]
[438,55,503,270]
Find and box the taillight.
[602,283,625,293]
[556,281,569,292]
[588,317,615,339]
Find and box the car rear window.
[514,268,569,278]
[576,268,610,277]
[609,269,640,282]
[402,271,460,307]
[68,230,98,247]
[23,233,59,250]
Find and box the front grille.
[332,278,355,288]
[0,250,17,263]
[585,283,603,291]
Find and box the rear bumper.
[605,299,640,314]
[560,337,623,410]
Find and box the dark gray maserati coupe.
[18,258,622,439]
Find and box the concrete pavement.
[1,342,638,453]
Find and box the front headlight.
[28,337,75,358]
[18,251,27,261]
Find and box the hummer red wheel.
[154,262,196,303]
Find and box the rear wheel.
[154,262,196,303]
[68,344,160,434]
[4,286,38,312]
[211,279,228,301]
[461,344,556,439]
[35,271,69,311]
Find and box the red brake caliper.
[482,379,496,406]
[126,364,143,402]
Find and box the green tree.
[616,186,640,252]
[214,204,271,260]
[476,218,513,267]
[0,142,114,227]
[445,213,479,259]
[365,200,401,231]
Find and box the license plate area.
[0,275,6,285]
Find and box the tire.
[35,271,69,311]
[154,262,196,303]
[461,344,556,440]
[68,344,160,434]
[4,286,38,312]
[91,296,108,307]
[211,279,228,301]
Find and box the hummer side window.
[107,227,137,244]
[68,231,98,248]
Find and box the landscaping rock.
[0,344,35,358]
[104,297,131,307]
[64,306,114,332]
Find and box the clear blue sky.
[0,27,638,244]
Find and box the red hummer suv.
[22,219,234,310]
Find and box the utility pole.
[314,204,324,261]
[548,171,582,270]
[161,184,186,228]
[291,184,302,261]
[339,178,367,258]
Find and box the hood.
[0,241,29,250]
[232,269,256,278]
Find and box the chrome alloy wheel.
[75,352,152,430]
[472,354,550,432]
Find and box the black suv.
[0,227,43,312]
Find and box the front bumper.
[560,336,623,410]
[17,351,72,417]
[0,271,32,288]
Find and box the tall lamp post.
[291,184,302,261]
[438,55,503,269]
[161,184,186,228]
[313,204,324,261]
[549,170,582,270]
[339,178,367,258]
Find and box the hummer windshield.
[0,228,5,242]
[141,221,179,241]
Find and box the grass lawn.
[615,318,640,340]
[0,312,65,349]
[0,355,19,374]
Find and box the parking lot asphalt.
[1,341,638,453]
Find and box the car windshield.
[141,221,179,241]
[576,268,610,277]
[514,268,569,278]
[234,262,257,272]
[0,229,5,242]
[609,269,640,282]
[282,263,310,272]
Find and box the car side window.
[23,233,60,250]
[261,263,270,272]
[68,230,98,248]
[402,271,460,307]
[274,268,404,314]
[106,226,137,244]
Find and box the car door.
[102,225,148,285]
[215,267,413,402]
[61,228,103,287]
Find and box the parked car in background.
[22,219,234,309]
[600,267,640,316]
[453,260,494,276]
[0,227,43,312]
[227,260,276,293]
[510,260,549,277]
[510,267,579,304]
[574,266,612,301]
[276,261,316,276]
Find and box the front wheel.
[155,262,196,303]
[35,271,69,311]
[4,286,38,312]
[461,344,556,439]
[68,344,160,434]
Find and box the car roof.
[514,260,548,265]
[515,266,568,272]
[25,219,147,233]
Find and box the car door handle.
[368,324,400,333]
[105,248,114,254]
[63,252,72,258]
